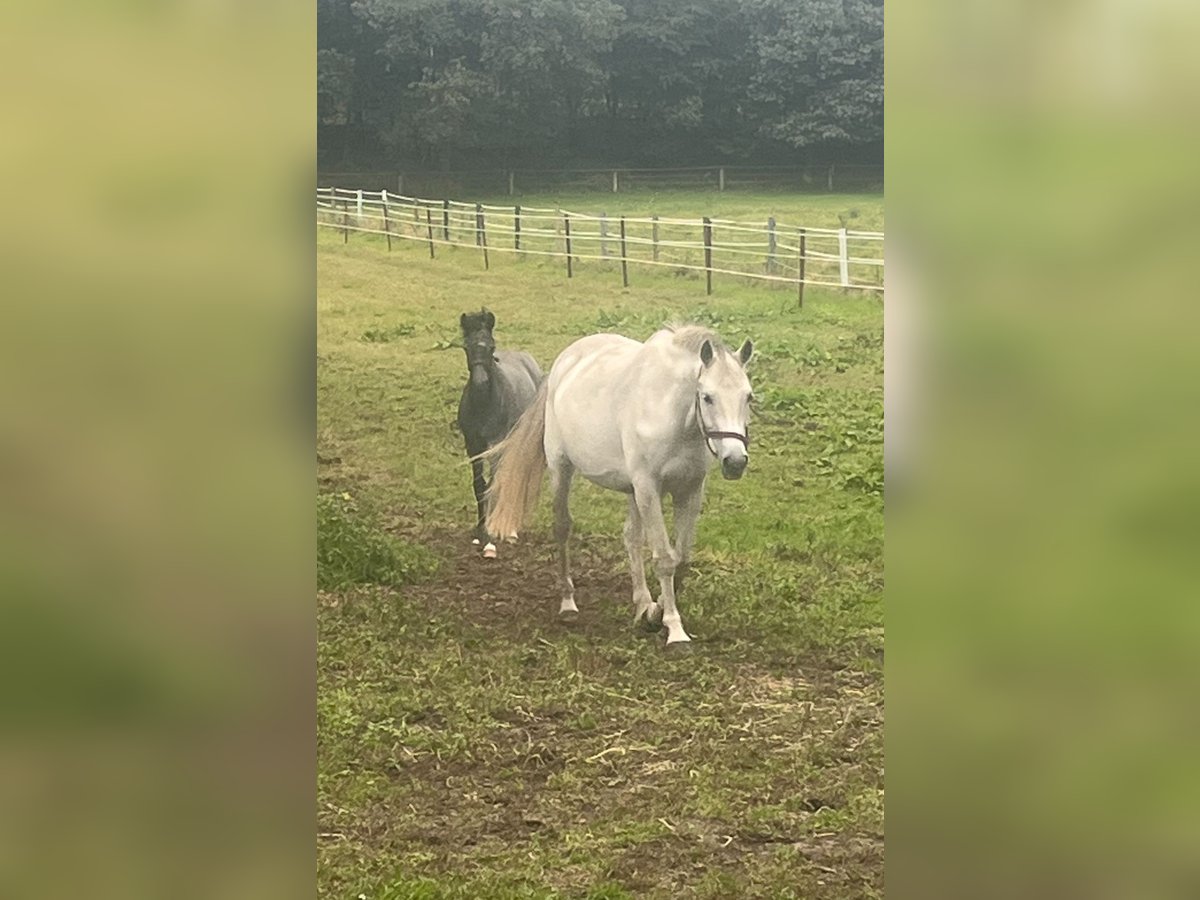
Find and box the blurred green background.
[0,4,314,899]
[2,1,1200,898]
[888,1,1200,897]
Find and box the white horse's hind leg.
[632,478,690,647]
[624,497,661,630]
[549,460,578,619]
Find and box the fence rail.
[319,163,883,197]
[317,187,884,299]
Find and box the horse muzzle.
[720,451,748,480]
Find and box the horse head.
[460,308,497,389]
[696,337,754,479]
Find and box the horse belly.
[546,336,637,488]
[577,462,634,493]
[551,411,630,490]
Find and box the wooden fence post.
[442,199,450,242]
[514,205,521,252]
[766,216,776,274]
[563,213,573,278]
[342,199,348,243]
[719,167,725,192]
[476,203,489,270]
[397,173,404,195]
[508,171,515,196]
[797,228,807,308]
[612,170,619,193]
[838,227,849,290]
[356,189,364,218]
[652,216,660,262]
[619,216,629,288]
[600,213,609,257]
[426,206,435,258]
[703,217,713,296]
[382,189,392,251]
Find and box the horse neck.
[657,356,704,425]
[663,359,720,453]
[466,362,500,406]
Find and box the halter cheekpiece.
[694,367,750,457]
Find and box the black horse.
[457,308,543,557]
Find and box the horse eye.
[702,393,713,404]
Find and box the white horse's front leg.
[624,497,661,630]
[670,486,704,596]
[632,479,689,647]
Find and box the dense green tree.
[352,0,622,166]
[746,0,883,147]
[317,0,883,168]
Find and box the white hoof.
[505,532,518,544]
[482,542,498,559]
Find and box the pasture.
[318,192,884,898]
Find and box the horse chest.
[659,447,709,495]
[458,391,514,445]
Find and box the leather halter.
[694,375,750,458]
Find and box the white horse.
[485,324,753,649]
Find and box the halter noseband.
[694,381,750,458]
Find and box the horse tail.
[485,381,548,538]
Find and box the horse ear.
[700,340,714,367]
[738,339,754,366]
[484,309,495,330]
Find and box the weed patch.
[361,322,417,343]
[317,493,438,590]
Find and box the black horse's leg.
[465,433,489,545]
[470,456,489,543]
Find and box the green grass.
[318,493,439,590]
[318,191,883,898]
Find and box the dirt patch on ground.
[320,521,883,898]
[396,523,640,640]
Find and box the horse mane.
[660,322,728,355]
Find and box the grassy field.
[318,192,884,898]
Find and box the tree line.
[318,0,882,171]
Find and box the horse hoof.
[664,640,693,656]
[505,532,518,544]
[482,542,498,559]
[559,608,579,624]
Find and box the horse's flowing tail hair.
[485,382,548,539]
